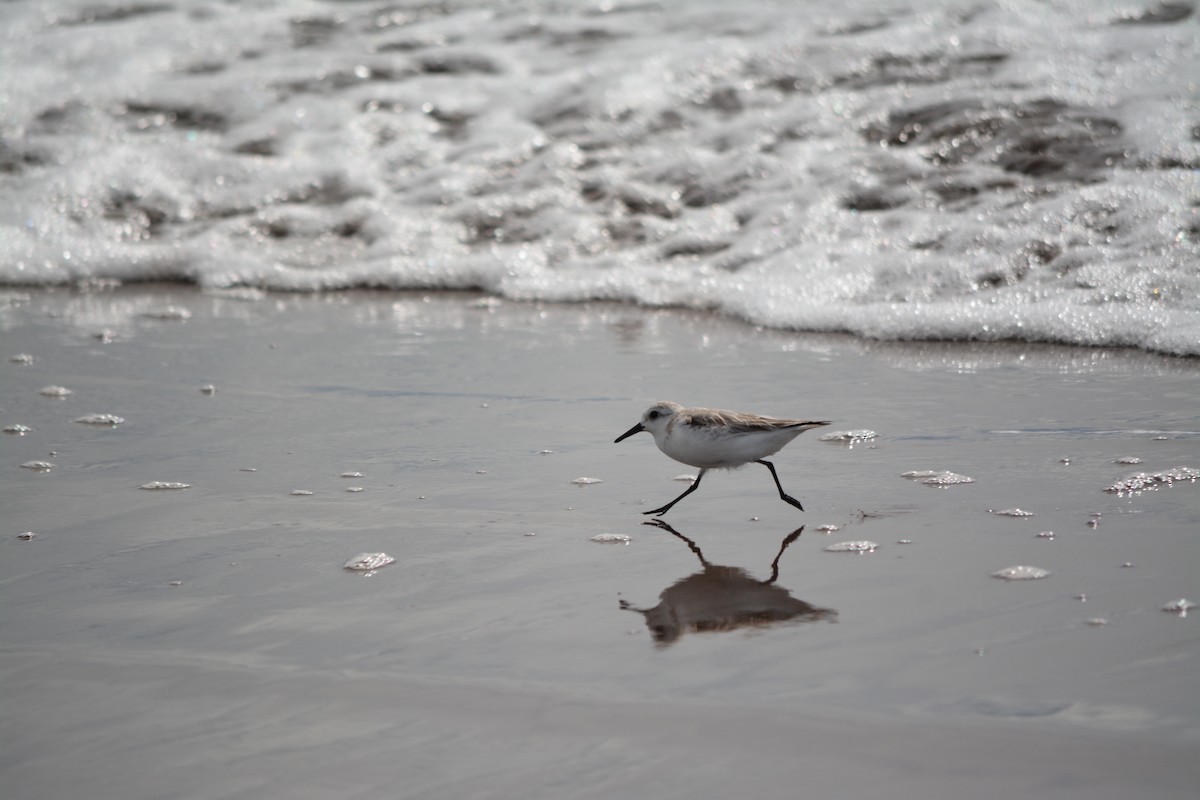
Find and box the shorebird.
[614,401,830,515]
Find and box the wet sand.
[2,286,1199,799]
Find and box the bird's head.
[614,401,682,443]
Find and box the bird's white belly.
[659,427,794,469]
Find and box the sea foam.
[1,1,1196,355]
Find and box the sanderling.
[614,401,830,515]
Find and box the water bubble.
[140,306,192,320]
[39,385,72,397]
[4,424,32,435]
[992,565,1051,580]
[923,472,974,486]
[8,353,33,364]
[341,472,364,478]
[990,508,1035,517]
[199,384,217,395]
[1104,466,1199,495]
[902,470,974,486]
[1113,456,1142,465]
[816,524,840,533]
[1161,598,1196,617]
[346,487,364,493]
[571,477,603,485]
[1085,618,1108,626]
[672,474,697,482]
[824,540,879,553]
[591,533,631,544]
[820,430,877,444]
[21,460,55,471]
[74,413,125,426]
[343,552,395,573]
[17,531,37,540]
[1036,531,1055,539]
[290,489,314,496]
[139,481,190,490]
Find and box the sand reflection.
[621,520,836,646]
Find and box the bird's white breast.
[655,422,802,469]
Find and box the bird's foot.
[781,494,805,512]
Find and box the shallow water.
[2,1,1198,354]
[2,287,1198,798]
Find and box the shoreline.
[3,281,1198,361]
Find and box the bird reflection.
[621,520,836,645]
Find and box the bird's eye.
[647,410,660,420]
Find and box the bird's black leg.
[643,469,706,516]
[767,526,805,584]
[755,459,805,511]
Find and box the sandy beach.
[2,286,1199,799]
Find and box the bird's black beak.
[614,423,646,443]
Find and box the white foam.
[1,0,1196,354]
[825,540,879,553]
[343,553,395,572]
[74,413,126,426]
[591,533,631,544]
[993,565,1051,580]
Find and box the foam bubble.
[903,470,975,487]
[1161,598,1196,617]
[1104,466,1199,495]
[820,430,877,444]
[140,306,192,320]
[990,508,1035,517]
[74,413,125,426]
[343,552,395,572]
[825,540,879,553]
[591,533,631,544]
[992,565,1051,580]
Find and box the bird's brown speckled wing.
[682,408,830,434]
